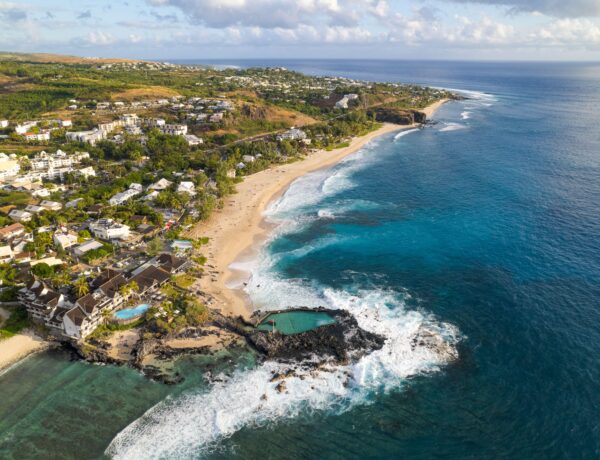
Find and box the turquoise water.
[113,303,150,320]
[2,61,600,458]
[256,311,336,335]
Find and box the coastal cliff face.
[368,107,428,125]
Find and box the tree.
[31,263,53,279]
[74,277,90,298]
[146,237,163,256]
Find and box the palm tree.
[74,277,89,298]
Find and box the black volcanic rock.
[247,309,385,364]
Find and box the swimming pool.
[113,304,150,320]
[256,310,336,335]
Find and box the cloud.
[77,10,92,20]
[0,2,27,22]
[441,0,600,18]
[74,30,117,46]
[531,18,600,44]
[143,0,366,29]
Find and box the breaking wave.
[394,128,419,141]
[440,122,467,132]
[107,286,460,460]
[107,109,462,460]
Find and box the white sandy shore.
[189,99,448,318]
[0,330,48,372]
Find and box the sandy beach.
[188,99,448,318]
[0,330,48,372]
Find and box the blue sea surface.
[2,60,600,459]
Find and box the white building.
[160,124,188,136]
[53,232,78,249]
[148,178,172,191]
[40,200,62,211]
[89,219,130,240]
[24,131,51,142]
[0,153,20,180]
[177,181,196,196]
[0,120,8,128]
[15,121,38,135]
[66,129,106,145]
[9,209,32,222]
[108,184,142,206]
[184,134,203,146]
[277,128,307,141]
[335,93,359,109]
[72,239,104,257]
[0,245,14,263]
[77,166,96,178]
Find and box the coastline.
[0,330,48,373]
[188,99,448,318]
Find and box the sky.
[1,0,600,61]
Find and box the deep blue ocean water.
[2,60,600,459]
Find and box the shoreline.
[189,99,448,318]
[0,330,49,373]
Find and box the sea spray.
[107,132,461,459]
[106,287,460,460]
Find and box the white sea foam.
[439,122,467,132]
[394,128,419,140]
[107,286,460,460]
[107,122,461,459]
[461,111,471,120]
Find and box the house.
[66,129,106,145]
[335,93,359,109]
[59,120,72,128]
[209,112,223,123]
[77,166,96,178]
[0,245,13,263]
[129,265,170,294]
[53,232,78,249]
[14,251,33,264]
[89,219,130,240]
[25,204,44,214]
[8,209,32,222]
[24,131,51,142]
[184,134,203,146]
[277,128,307,141]
[155,253,189,274]
[32,188,51,198]
[160,124,188,136]
[40,200,62,211]
[18,278,72,328]
[15,121,38,135]
[177,181,196,196]
[0,120,8,128]
[0,222,25,240]
[144,191,160,201]
[72,239,103,257]
[148,178,172,191]
[66,198,84,209]
[109,184,142,206]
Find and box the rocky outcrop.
[367,107,427,125]
[247,308,384,364]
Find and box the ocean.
[1,60,599,459]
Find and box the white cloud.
[532,18,600,44]
[440,0,600,18]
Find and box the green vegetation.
[0,306,30,340]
